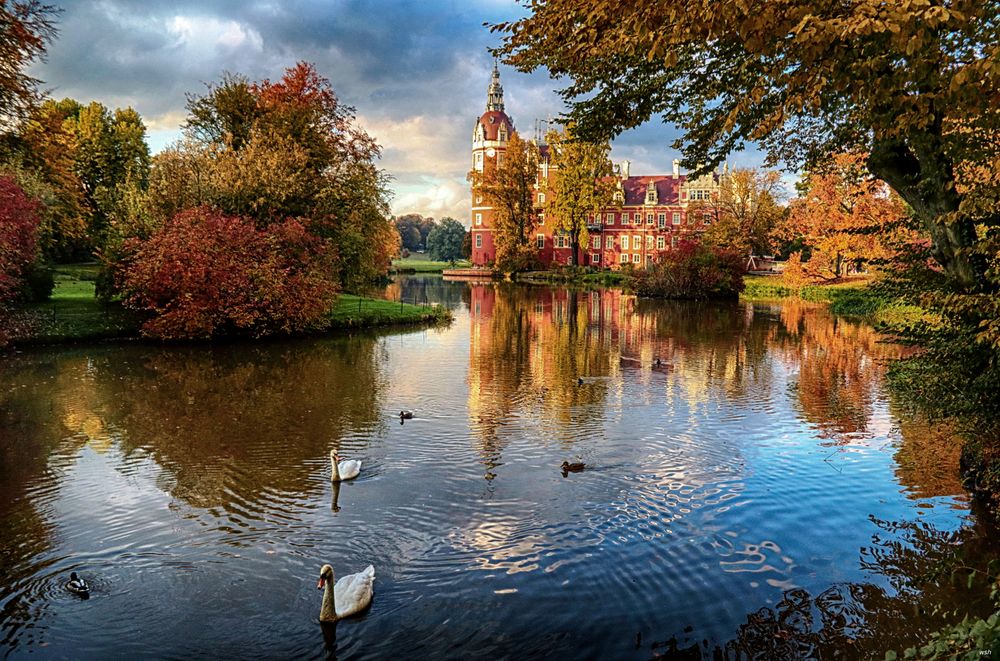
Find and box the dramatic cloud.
[33,1,772,223]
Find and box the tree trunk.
[868,134,983,291]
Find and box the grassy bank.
[391,254,471,273]
[11,265,449,345]
[328,294,450,328]
[516,268,628,286]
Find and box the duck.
[561,461,586,473]
[652,358,672,370]
[577,377,584,386]
[65,571,90,597]
[399,410,414,420]
[317,563,375,622]
[330,451,362,482]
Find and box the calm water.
[1,277,997,659]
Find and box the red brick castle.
[470,64,727,269]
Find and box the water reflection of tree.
[47,337,387,511]
[764,299,901,441]
[711,511,1000,660]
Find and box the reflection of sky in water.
[0,280,989,659]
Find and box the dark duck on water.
[65,571,89,597]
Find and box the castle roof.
[475,110,515,142]
[620,175,684,206]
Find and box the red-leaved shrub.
[0,175,42,302]
[118,207,338,339]
[632,240,745,299]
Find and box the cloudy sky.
[32,0,767,223]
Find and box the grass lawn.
[328,294,450,328]
[391,254,471,273]
[741,273,873,302]
[20,265,138,343]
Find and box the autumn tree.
[543,125,615,265]
[0,1,57,128]
[778,152,910,280]
[0,175,41,301]
[700,168,785,260]
[496,1,1000,291]
[426,217,466,263]
[148,62,397,290]
[117,207,338,340]
[469,131,539,272]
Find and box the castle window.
[592,236,600,249]
[475,213,482,226]
[672,212,681,225]
[634,212,641,224]
[606,212,614,224]
[475,234,483,248]
[657,236,665,249]
[646,235,654,249]
[703,212,713,224]
[632,253,641,264]
[538,192,545,204]
[657,213,666,227]
[633,235,640,248]
[591,253,601,263]
[605,235,614,249]
[671,235,679,249]
[619,253,628,264]
[622,236,629,250]
[646,213,654,224]
[537,234,545,249]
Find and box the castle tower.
[470,62,515,266]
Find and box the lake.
[1,276,997,659]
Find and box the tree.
[118,207,338,340]
[496,1,1000,290]
[469,131,539,272]
[0,174,41,301]
[394,214,428,251]
[145,62,396,291]
[0,1,57,127]
[777,152,911,280]
[543,125,615,265]
[184,72,258,151]
[426,217,466,263]
[700,168,785,259]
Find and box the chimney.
[621,160,630,179]
[672,159,680,179]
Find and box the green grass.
[391,254,472,273]
[328,294,451,328]
[21,275,138,344]
[741,274,872,302]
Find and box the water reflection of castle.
[465,284,937,459]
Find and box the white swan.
[317,563,375,622]
[330,451,361,482]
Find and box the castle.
[470,64,725,269]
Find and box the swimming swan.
[330,451,362,482]
[317,563,375,622]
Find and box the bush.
[19,261,54,301]
[0,175,42,302]
[118,207,339,339]
[632,240,745,299]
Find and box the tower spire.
[486,60,504,112]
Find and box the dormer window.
[645,181,658,205]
